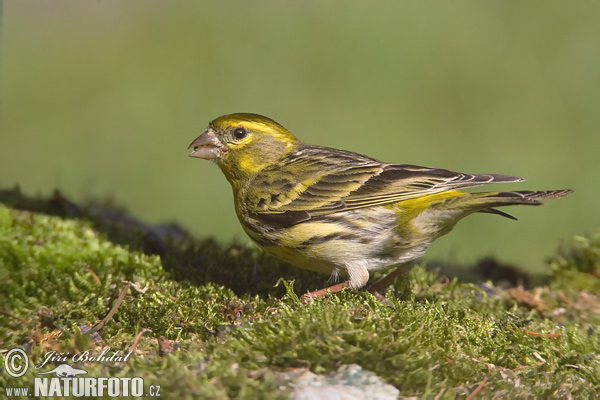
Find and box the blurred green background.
[1,1,598,273]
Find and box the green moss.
[547,232,600,292]
[1,198,599,398]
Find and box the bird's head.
[189,113,299,183]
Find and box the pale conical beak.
[188,130,222,160]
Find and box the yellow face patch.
[209,114,301,184]
[237,152,263,174]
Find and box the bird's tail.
[471,190,574,220]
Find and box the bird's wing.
[245,146,524,225]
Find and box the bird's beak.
[188,130,222,160]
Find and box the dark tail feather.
[479,208,518,220]
[474,189,573,219]
[488,190,574,204]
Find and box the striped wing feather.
[245,145,524,225]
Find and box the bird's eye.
[233,127,247,140]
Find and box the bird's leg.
[300,281,350,303]
[300,262,414,303]
[366,262,414,298]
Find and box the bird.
[188,113,573,301]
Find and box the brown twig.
[88,268,102,286]
[0,309,30,324]
[87,282,132,335]
[466,377,488,400]
[558,291,572,306]
[524,329,562,338]
[130,328,153,353]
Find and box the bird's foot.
[300,281,350,303]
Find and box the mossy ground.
[1,189,599,399]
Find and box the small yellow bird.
[188,113,572,300]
